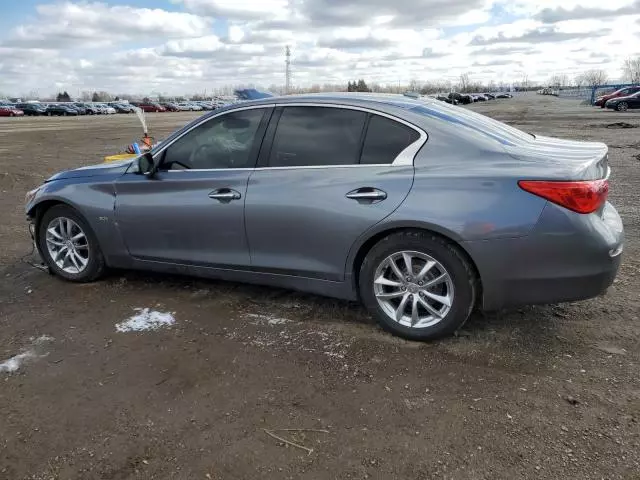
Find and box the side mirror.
[137,152,157,177]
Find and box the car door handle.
[208,189,241,201]
[346,188,387,202]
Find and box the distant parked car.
[100,104,117,114]
[70,104,87,115]
[160,102,181,112]
[484,93,496,100]
[435,95,458,105]
[178,102,202,111]
[81,104,100,115]
[537,88,558,96]
[0,106,24,117]
[93,104,116,114]
[472,94,487,102]
[16,103,48,116]
[496,93,513,99]
[110,103,134,113]
[134,102,166,113]
[45,104,79,116]
[595,86,640,108]
[448,92,473,105]
[605,91,640,111]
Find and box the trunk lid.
[505,135,609,181]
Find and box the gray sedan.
[25,94,623,340]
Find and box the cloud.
[472,59,520,67]
[176,0,289,20]
[1,1,211,50]
[470,26,611,45]
[535,2,640,23]
[470,46,536,56]
[317,36,395,50]
[422,48,448,58]
[0,0,639,96]
[298,0,492,27]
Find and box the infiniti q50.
[25,94,623,340]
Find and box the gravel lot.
[0,95,638,479]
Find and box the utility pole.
[285,45,291,94]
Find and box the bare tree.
[622,57,640,84]
[407,79,421,93]
[459,73,471,93]
[518,73,530,91]
[580,69,608,88]
[548,74,569,88]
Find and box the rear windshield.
[409,101,533,146]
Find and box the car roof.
[240,92,437,111]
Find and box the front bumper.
[465,202,624,310]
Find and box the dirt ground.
[0,96,638,480]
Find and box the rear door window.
[268,106,366,167]
[360,115,420,165]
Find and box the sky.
[0,0,639,96]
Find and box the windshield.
[409,100,533,146]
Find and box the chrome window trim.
[161,163,402,173]
[150,101,428,173]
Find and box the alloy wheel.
[373,250,454,329]
[45,217,90,274]
[618,102,628,112]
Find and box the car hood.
[607,95,637,102]
[45,159,134,182]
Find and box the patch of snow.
[244,313,290,326]
[33,335,55,344]
[0,336,54,373]
[0,351,38,373]
[116,308,176,332]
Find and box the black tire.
[359,230,478,341]
[38,205,106,282]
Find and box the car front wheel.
[38,205,106,282]
[359,231,478,341]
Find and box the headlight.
[25,186,42,205]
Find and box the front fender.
[26,177,128,265]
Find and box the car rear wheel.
[617,102,629,112]
[359,231,477,341]
[38,205,106,282]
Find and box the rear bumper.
[464,202,624,310]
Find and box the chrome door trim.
[160,163,407,173]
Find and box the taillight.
[518,179,609,214]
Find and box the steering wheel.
[166,160,191,170]
[190,143,234,169]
